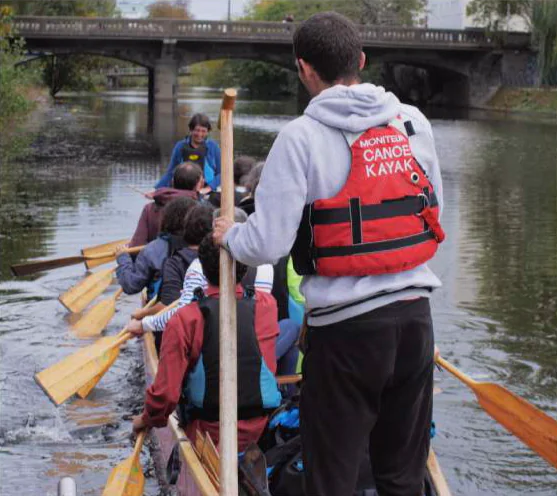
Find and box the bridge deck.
[13,17,531,50]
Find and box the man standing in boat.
[214,12,444,496]
[156,113,221,193]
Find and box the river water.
[0,88,555,496]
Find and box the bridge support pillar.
[148,52,179,134]
[153,55,179,102]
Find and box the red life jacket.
[291,117,445,277]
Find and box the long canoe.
[142,329,452,496]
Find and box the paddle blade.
[60,268,115,314]
[76,346,120,398]
[475,382,557,469]
[35,335,124,405]
[72,297,117,338]
[11,256,86,277]
[82,238,128,270]
[102,454,144,496]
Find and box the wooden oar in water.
[35,299,178,405]
[11,245,142,277]
[102,430,147,496]
[76,297,157,399]
[72,288,124,338]
[436,355,557,469]
[59,267,116,313]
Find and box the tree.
[244,0,426,26]
[467,0,557,85]
[147,0,191,19]
[9,0,118,17]
[6,0,121,95]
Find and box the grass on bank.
[488,87,557,114]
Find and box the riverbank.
[0,85,51,162]
[487,87,557,116]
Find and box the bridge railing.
[12,16,531,49]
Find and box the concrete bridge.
[13,16,535,109]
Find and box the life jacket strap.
[311,193,439,225]
[313,231,437,259]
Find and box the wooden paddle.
[81,238,130,270]
[102,430,146,496]
[436,356,557,469]
[35,299,178,405]
[72,287,124,338]
[59,267,116,313]
[76,297,158,399]
[11,245,143,277]
[127,184,151,199]
[218,88,239,496]
[277,374,302,385]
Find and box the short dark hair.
[173,162,203,190]
[245,162,264,194]
[188,113,212,132]
[198,234,247,286]
[183,204,214,246]
[293,12,362,84]
[160,197,197,235]
[233,155,256,185]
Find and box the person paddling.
[130,162,203,247]
[214,12,445,496]
[155,113,221,194]
[116,197,196,300]
[131,234,282,452]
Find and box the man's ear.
[359,51,366,71]
[196,176,204,191]
[298,58,311,76]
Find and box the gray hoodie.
[225,83,443,326]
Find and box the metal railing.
[104,66,190,76]
[12,16,532,49]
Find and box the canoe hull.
[142,332,207,496]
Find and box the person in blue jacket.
[155,113,221,192]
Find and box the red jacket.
[130,188,198,247]
[142,285,279,451]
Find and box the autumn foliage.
[147,0,191,19]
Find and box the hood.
[304,83,401,133]
[153,187,198,206]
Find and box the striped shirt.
[142,258,274,332]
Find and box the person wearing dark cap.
[155,113,221,192]
[130,162,203,247]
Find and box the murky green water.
[0,88,556,495]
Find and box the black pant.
[300,298,434,496]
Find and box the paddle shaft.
[11,245,144,276]
[127,184,151,198]
[277,374,302,385]
[133,430,146,459]
[436,357,477,389]
[219,88,238,496]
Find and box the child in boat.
[115,197,196,300]
[131,204,214,352]
[127,207,274,335]
[130,162,203,247]
[131,234,281,452]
